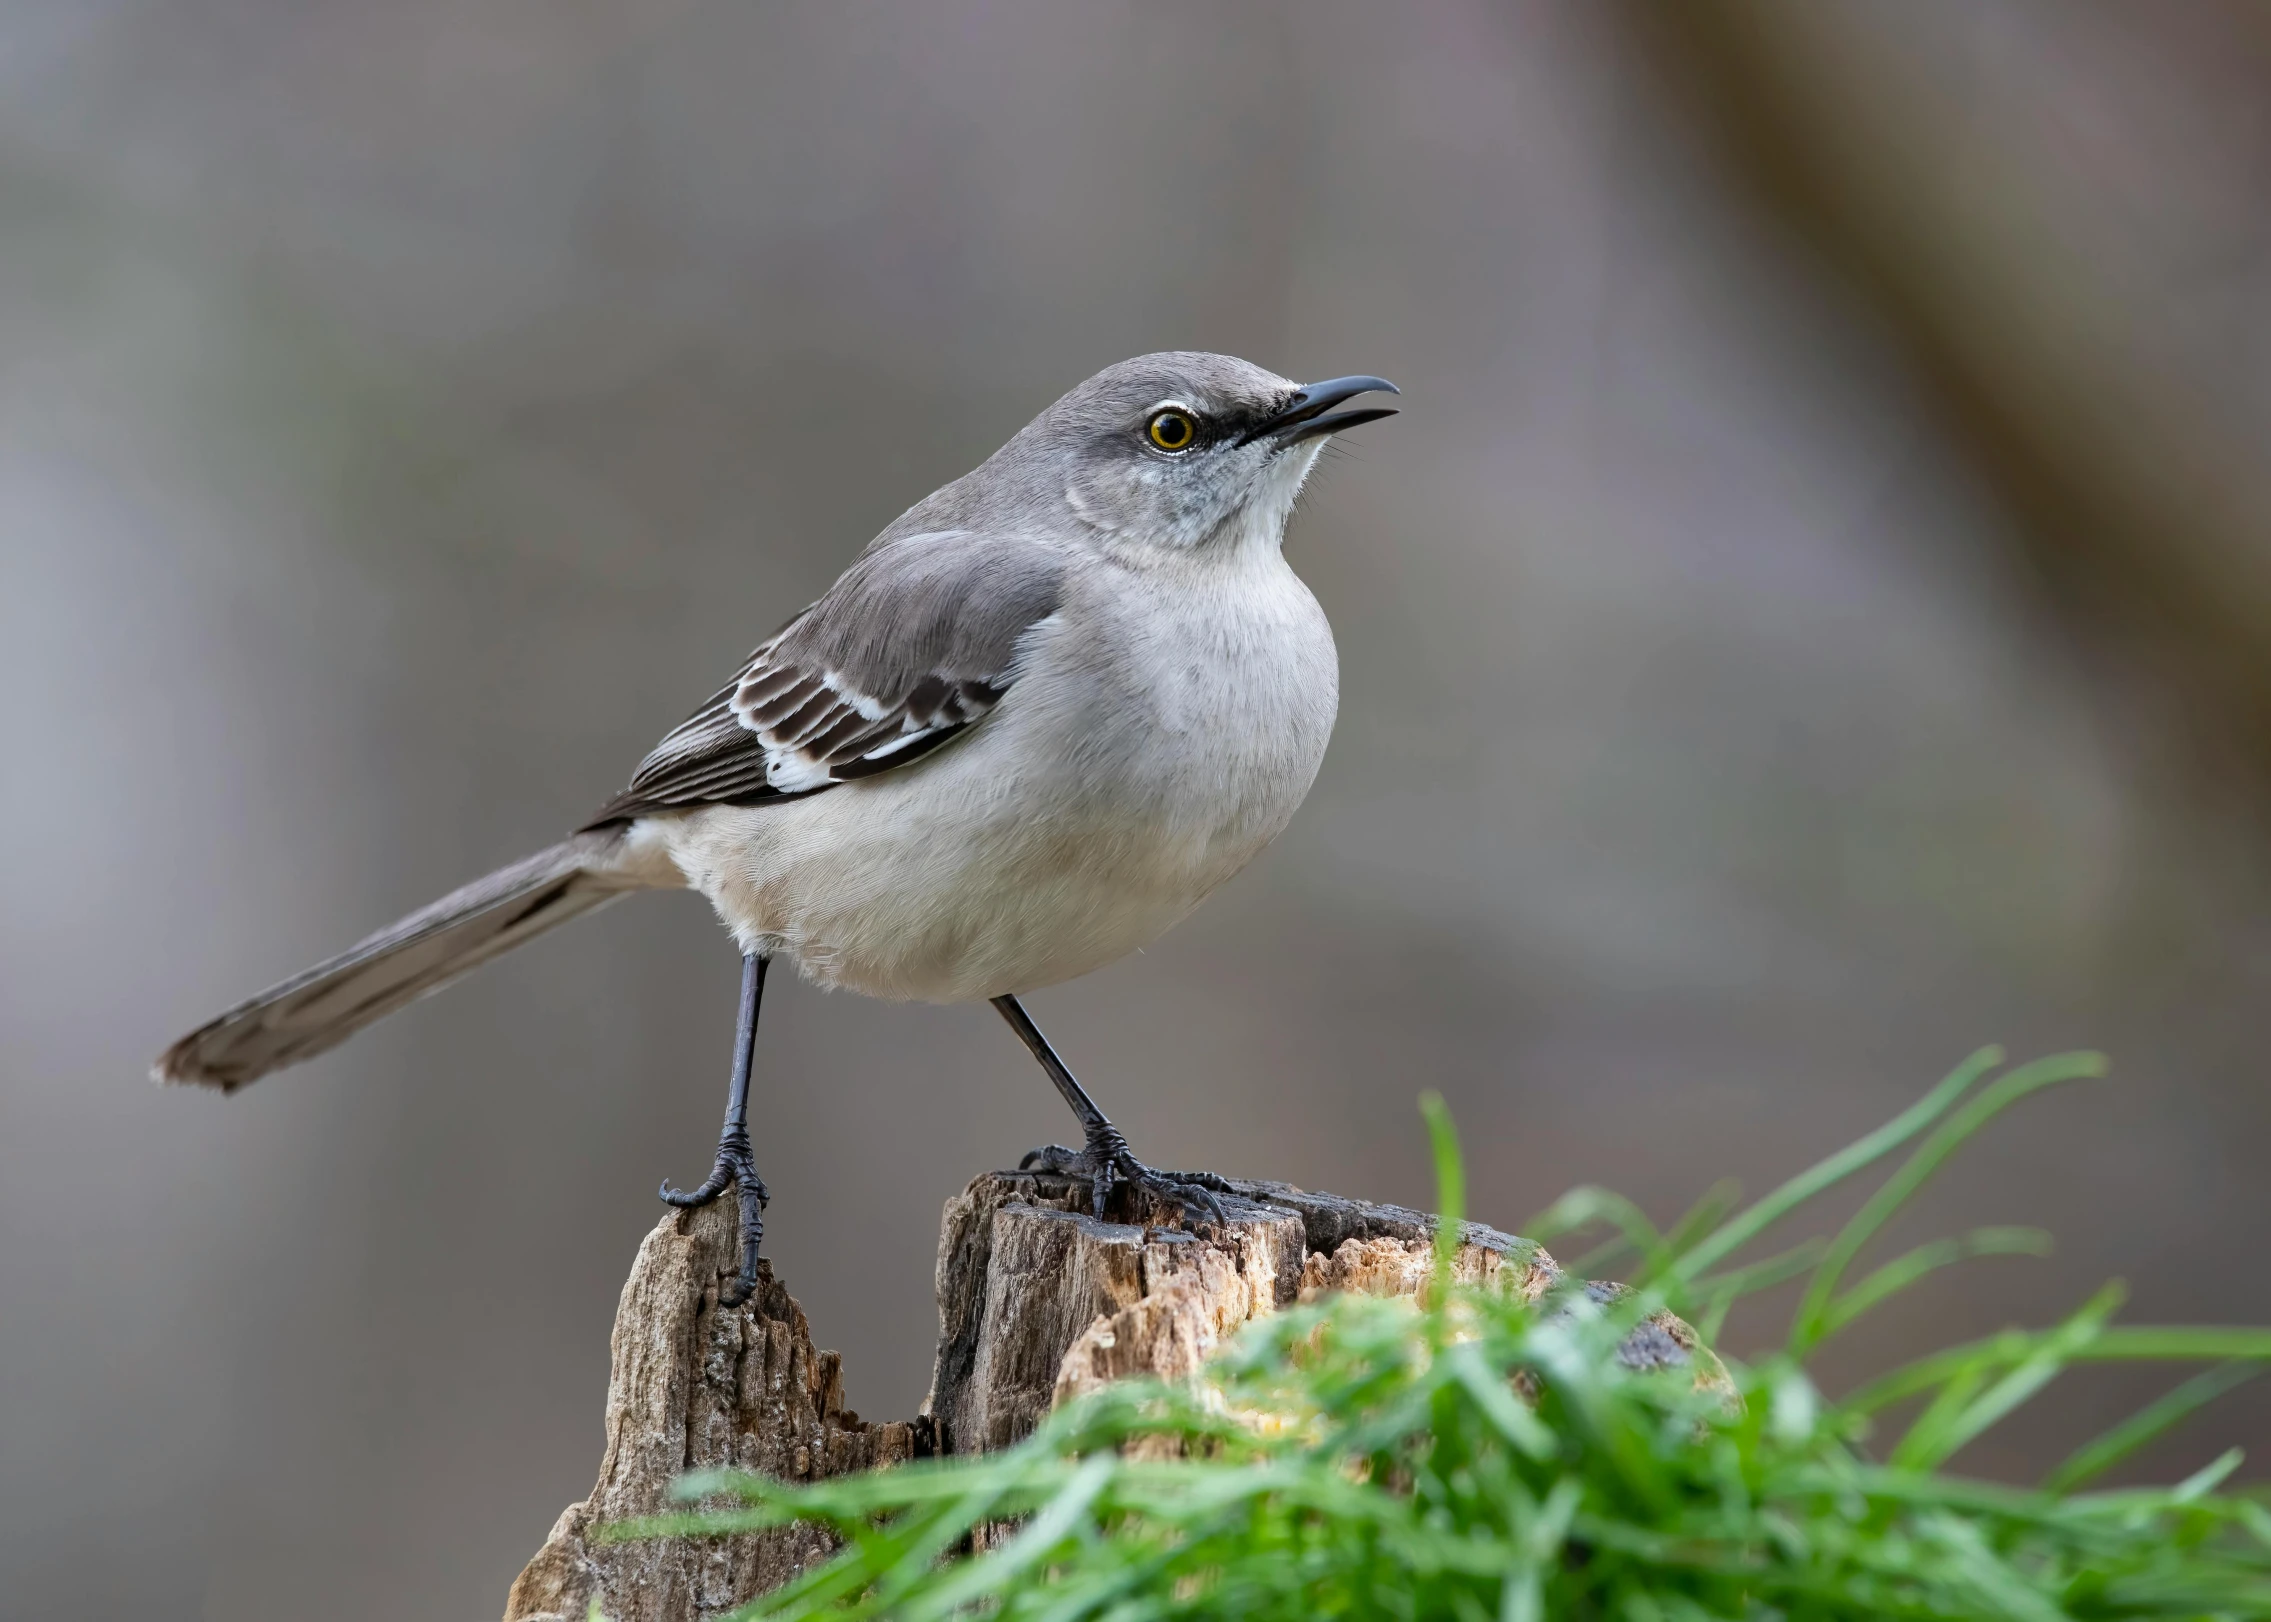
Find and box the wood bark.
[503,1204,925,1622]
[505,1168,1714,1622]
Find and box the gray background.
[6,3,2271,1617]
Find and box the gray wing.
[584,531,1064,826]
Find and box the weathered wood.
[503,1200,925,1622]
[506,1167,1714,1621]
[923,1168,1575,1449]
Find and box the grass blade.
[1522,1186,1669,1281]
[1888,1281,2123,1470]
[1787,1051,2103,1356]
[1660,1178,1743,1261]
[1619,1178,1742,1287]
[1421,1091,1467,1309]
[1845,1325,2271,1415]
[897,1454,1115,1622]
[1690,1240,1831,1346]
[2171,1446,2246,1502]
[2044,1362,2262,1492]
[1444,1341,1557,1461]
[1674,1046,2004,1282]
[1692,1238,1830,1303]
[1814,1227,2052,1346]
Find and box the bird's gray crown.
[886,352,1397,556]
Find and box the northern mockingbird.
[158,352,1399,1303]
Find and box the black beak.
[1240,374,1402,447]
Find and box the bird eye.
[1146,409,1197,453]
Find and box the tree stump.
[504,1168,1711,1622]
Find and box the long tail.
[157,829,643,1092]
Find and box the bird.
[157,352,1400,1304]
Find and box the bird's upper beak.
[1240,375,1402,447]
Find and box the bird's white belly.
[644,559,1338,1002]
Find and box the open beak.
[1241,374,1401,447]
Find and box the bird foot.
[1019,1126,1238,1232]
[661,1126,768,1307]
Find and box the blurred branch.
[1625,1,2271,794]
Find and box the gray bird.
[158,352,1399,1302]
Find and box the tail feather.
[157,830,634,1092]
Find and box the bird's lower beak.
[1240,374,1402,447]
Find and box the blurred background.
[7,1,2271,1615]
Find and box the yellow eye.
[1146,409,1197,452]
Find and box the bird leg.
[991,994,1236,1230]
[661,952,769,1306]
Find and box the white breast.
[650,548,1339,1003]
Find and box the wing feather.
[584,532,1063,826]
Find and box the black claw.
[661,1132,767,1305]
[1020,1144,1085,1175]
[659,1167,731,1207]
[1018,1135,1247,1233]
[1182,1180,1229,1230]
[721,1181,765,1308]
[1155,1166,1236,1228]
[1158,1167,1235,1227]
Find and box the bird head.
[1004,351,1399,553]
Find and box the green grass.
[613,1049,2271,1619]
